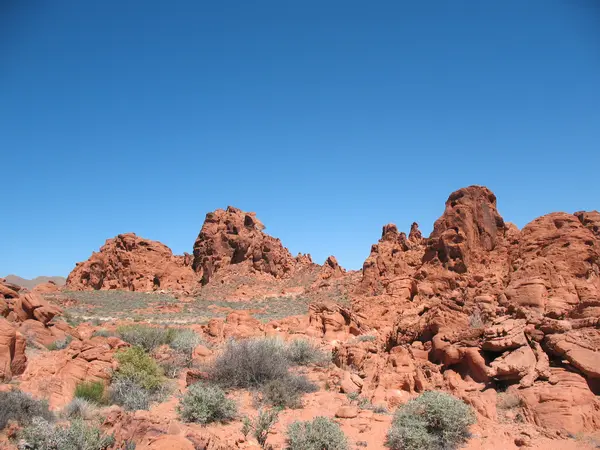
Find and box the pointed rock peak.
[409,222,423,243]
[325,255,344,271]
[296,253,314,265]
[381,224,400,241]
[193,206,297,285]
[425,186,507,273]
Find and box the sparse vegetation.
[74,381,105,404]
[468,310,485,329]
[116,324,171,352]
[0,389,54,430]
[92,329,112,338]
[109,346,168,410]
[286,416,348,450]
[168,328,203,364]
[108,378,152,411]
[386,391,475,450]
[113,346,164,390]
[285,339,329,366]
[242,409,279,449]
[19,417,114,450]
[261,374,318,409]
[209,338,289,388]
[178,383,237,425]
[62,398,98,421]
[46,335,73,351]
[354,334,376,342]
[497,392,522,410]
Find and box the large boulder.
[67,233,197,292]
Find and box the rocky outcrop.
[192,206,299,285]
[504,212,600,318]
[424,186,509,274]
[66,233,197,292]
[358,223,424,297]
[19,335,126,408]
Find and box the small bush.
[19,417,114,450]
[242,409,279,449]
[0,390,53,430]
[261,374,317,409]
[178,383,237,425]
[62,398,97,420]
[286,416,348,450]
[168,328,203,363]
[159,354,188,379]
[108,378,151,411]
[116,325,170,352]
[92,329,112,338]
[385,391,475,450]
[46,336,73,351]
[210,338,289,388]
[286,339,328,366]
[74,381,105,404]
[355,335,376,342]
[113,346,164,390]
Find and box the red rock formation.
[424,185,509,274]
[66,233,196,292]
[192,206,298,285]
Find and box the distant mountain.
[2,274,66,290]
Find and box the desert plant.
[242,409,279,449]
[116,325,171,351]
[62,398,97,420]
[286,416,348,450]
[19,417,114,450]
[74,381,105,404]
[168,328,203,362]
[113,346,164,390]
[209,337,289,388]
[178,383,237,425]
[261,374,317,409]
[46,336,73,351]
[0,389,54,430]
[385,391,475,450]
[108,378,151,411]
[92,329,112,338]
[285,339,329,366]
[355,334,376,342]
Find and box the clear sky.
[1,1,599,278]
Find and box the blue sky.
[1,1,599,278]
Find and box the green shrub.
[0,390,54,430]
[46,336,73,351]
[19,417,114,450]
[178,384,237,425]
[385,391,475,450]
[285,339,329,366]
[74,381,105,404]
[261,374,317,409]
[113,346,164,390]
[242,409,279,449]
[116,325,170,352]
[286,416,348,450]
[209,338,289,388]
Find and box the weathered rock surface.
[66,233,197,292]
[192,206,299,285]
